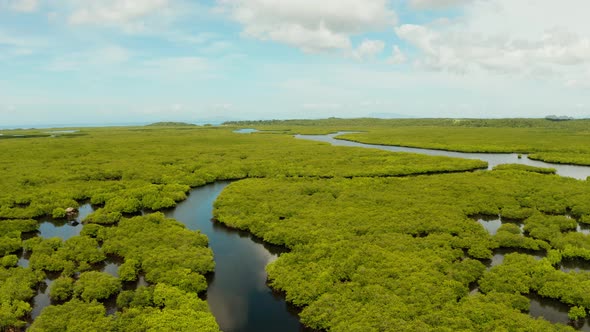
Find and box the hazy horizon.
[2,0,590,126]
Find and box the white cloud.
[409,0,473,10]
[218,0,396,53]
[387,45,407,65]
[68,0,171,28]
[353,39,385,61]
[8,0,39,12]
[396,0,590,79]
[142,57,210,73]
[46,46,131,71]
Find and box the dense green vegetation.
[215,170,590,331]
[493,164,557,174]
[0,125,488,330]
[229,118,590,166]
[2,121,590,330]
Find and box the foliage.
[3,121,590,330]
[73,271,121,302]
[26,236,106,275]
[115,284,219,332]
[214,171,590,331]
[0,267,44,329]
[101,213,213,293]
[83,209,122,225]
[493,163,557,174]
[29,299,115,332]
[50,277,75,302]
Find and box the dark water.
[22,184,308,331]
[529,293,590,331]
[296,132,590,180]
[36,203,93,240]
[164,182,310,332]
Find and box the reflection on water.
[486,248,546,268]
[233,128,259,134]
[37,203,93,240]
[560,259,590,273]
[577,223,590,235]
[529,293,590,331]
[296,132,590,180]
[21,184,308,331]
[165,182,310,332]
[473,215,503,235]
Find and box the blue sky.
[1,0,590,126]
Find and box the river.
[295,132,590,180]
[22,182,310,332]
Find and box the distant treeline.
[146,122,199,127]
[225,117,590,130]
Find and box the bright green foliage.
[0,127,486,220]
[117,287,154,309]
[493,163,557,174]
[214,171,590,331]
[0,219,38,236]
[501,206,535,220]
[0,267,44,329]
[0,233,21,256]
[568,306,586,320]
[479,254,537,294]
[494,224,550,251]
[29,299,115,332]
[297,118,590,166]
[26,236,106,275]
[118,259,140,282]
[50,277,75,301]
[0,255,18,268]
[101,213,213,293]
[3,122,590,330]
[83,209,122,225]
[80,223,104,238]
[116,284,219,332]
[52,207,67,219]
[73,271,121,302]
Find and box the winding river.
[296,132,590,180]
[23,182,310,332]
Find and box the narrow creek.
[296,132,590,180]
[21,182,310,332]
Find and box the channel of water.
[295,132,590,180]
[20,182,310,332]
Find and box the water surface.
[164,182,310,332]
[296,132,590,180]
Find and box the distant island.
[146,122,198,127]
[545,115,574,121]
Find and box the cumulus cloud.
[353,39,385,61]
[387,45,407,65]
[396,0,590,79]
[218,0,396,53]
[68,0,171,28]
